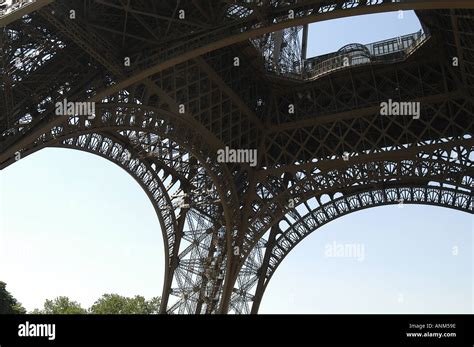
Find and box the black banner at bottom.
[0,314,473,345]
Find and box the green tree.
[0,281,26,314]
[89,294,161,314]
[31,296,87,314]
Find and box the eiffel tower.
[1,0,473,314]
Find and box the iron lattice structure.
[1,0,473,314]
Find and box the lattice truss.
[233,143,474,313]
[0,1,473,314]
[56,129,232,314]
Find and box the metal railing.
[268,30,430,80]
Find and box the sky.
[0,11,472,314]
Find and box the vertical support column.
[158,212,185,314]
[195,223,225,314]
[218,247,239,314]
[301,24,309,61]
[272,30,283,69]
[250,224,280,314]
[0,30,13,130]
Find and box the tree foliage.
[31,296,87,314]
[0,281,26,314]
[1,280,161,314]
[89,294,161,314]
[31,294,161,314]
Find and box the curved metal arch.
[52,131,178,304]
[245,184,473,313]
[113,129,233,314]
[2,100,240,236]
[34,101,237,212]
[227,140,474,313]
[1,0,472,316]
[3,98,242,313]
[47,129,234,314]
[244,141,474,258]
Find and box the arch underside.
[54,130,233,314]
[70,0,474,99]
[1,1,474,314]
[16,120,474,314]
[3,1,474,155]
[25,129,474,315]
[232,184,473,314]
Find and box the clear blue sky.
[0,11,472,313]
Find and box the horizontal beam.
[255,137,474,179]
[267,91,460,133]
[91,0,474,101]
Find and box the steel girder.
[42,128,229,314]
[3,1,474,158]
[1,2,473,314]
[233,140,474,313]
[84,0,474,100]
[246,184,473,314]
[1,96,241,313]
